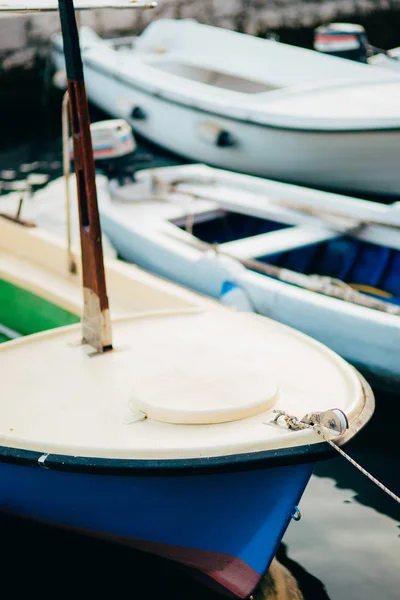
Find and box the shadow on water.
[0,510,332,600]
[1,58,399,600]
[283,387,400,600]
[314,388,400,523]
[276,544,332,600]
[0,511,214,598]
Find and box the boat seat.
[218,226,340,260]
[146,60,276,94]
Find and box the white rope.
[273,410,400,505]
[314,426,400,505]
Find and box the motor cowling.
[69,118,153,181]
[70,119,136,162]
[314,23,370,63]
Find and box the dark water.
[0,70,399,600]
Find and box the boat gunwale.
[52,44,400,134]
[0,373,373,476]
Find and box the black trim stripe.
[53,43,400,135]
[0,374,374,476]
[1,441,333,476]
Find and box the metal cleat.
[301,408,348,435]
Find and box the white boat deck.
[0,308,365,459]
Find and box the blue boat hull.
[0,460,313,597]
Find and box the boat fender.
[214,253,254,312]
[217,131,236,147]
[53,69,67,90]
[193,251,253,310]
[197,121,236,147]
[130,106,147,120]
[220,281,254,312]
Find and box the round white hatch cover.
[132,377,278,425]
[129,314,279,425]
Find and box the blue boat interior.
[182,210,400,304]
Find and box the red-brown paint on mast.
[58,0,112,353]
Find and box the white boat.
[97,163,400,390]
[51,18,400,197]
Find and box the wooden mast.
[58,0,112,353]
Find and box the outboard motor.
[70,119,136,162]
[70,119,152,180]
[314,23,370,63]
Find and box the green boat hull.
[0,279,79,342]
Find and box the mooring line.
[273,410,400,505]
